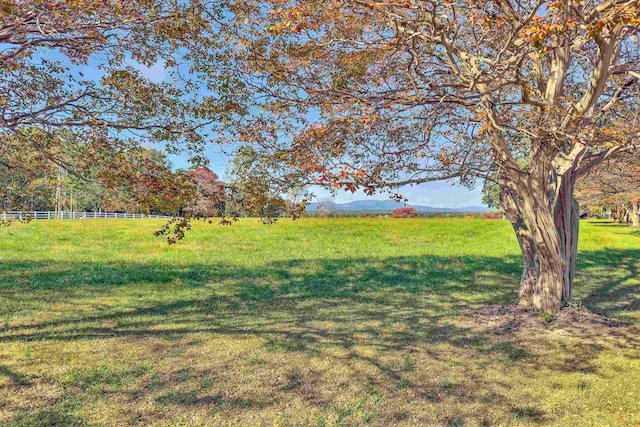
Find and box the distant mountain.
[306,200,490,213]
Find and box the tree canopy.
[0,0,230,232]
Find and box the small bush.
[391,207,417,218]
[482,212,504,220]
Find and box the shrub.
[482,212,504,220]
[391,207,417,218]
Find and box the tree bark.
[632,202,640,228]
[613,206,627,223]
[496,163,569,314]
[553,172,580,305]
[516,169,580,313]
[518,172,566,314]
[625,206,632,223]
[499,174,538,307]
[496,162,585,313]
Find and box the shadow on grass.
[0,365,31,386]
[576,249,640,321]
[6,397,84,427]
[1,249,639,425]
[0,254,524,338]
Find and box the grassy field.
[0,218,639,426]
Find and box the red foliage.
[192,166,219,183]
[391,207,417,218]
[186,166,226,217]
[482,212,504,220]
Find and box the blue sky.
[311,181,486,207]
[134,61,487,208]
[166,145,486,208]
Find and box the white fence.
[1,211,175,220]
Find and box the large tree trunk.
[632,202,640,228]
[499,174,538,307]
[553,172,580,305]
[518,172,566,314]
[496,167,569,314]
[497,165,584,313]
[514,170,580,314]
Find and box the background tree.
[576,151,640,227]
[0,130,187,215]
[482,177,503,212]
[223,146,308,222]
[184,166,226,218]
[314,201,334,219]
[392,207,417,218]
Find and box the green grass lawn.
[0,218,639,426]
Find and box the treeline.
[575,151,640,227]
[1,131,189,215]
[2,151,176,215]
[0,132,302,219]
